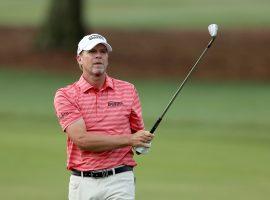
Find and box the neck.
[83,73,106,90]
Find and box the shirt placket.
[95,91,98,115]
[94,90,107,122]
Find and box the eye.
[100,49,108,54]
[88,49,96,53]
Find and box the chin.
[92,69,105,76]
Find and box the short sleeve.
[129,87,145,132]
[54,89,82,131]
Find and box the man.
[54,33,154,200]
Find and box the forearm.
[66,119,153,152]
[76,132,132,152]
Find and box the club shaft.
[150,37,216,134]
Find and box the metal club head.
[208,24,218,37]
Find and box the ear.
[76,55,82,64]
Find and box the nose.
[95,51,102,58]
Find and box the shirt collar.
[77,75,114,93]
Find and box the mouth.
[93,62,103,66]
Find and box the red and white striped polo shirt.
[54,75,144,171]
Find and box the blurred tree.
[37,0,86,51]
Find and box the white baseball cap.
[77,33,112,55]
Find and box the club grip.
[135,146,150,155]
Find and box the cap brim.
[78,41,112,55]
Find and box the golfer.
[54,33,154,200]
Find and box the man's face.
[77,44,109,76]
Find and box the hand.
[130,130,154,148]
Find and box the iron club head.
[208,24,218,37]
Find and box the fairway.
[0,68,270,199]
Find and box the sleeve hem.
[62,116,83,132]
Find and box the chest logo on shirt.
[108,101,123,107]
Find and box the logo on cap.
[88,35,105,41]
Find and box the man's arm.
[66,118,154,152]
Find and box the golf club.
[135,24,219,155]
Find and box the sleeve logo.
[58,112,72,120]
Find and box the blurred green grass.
[0,0,270,29]
[0,68,270,199]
